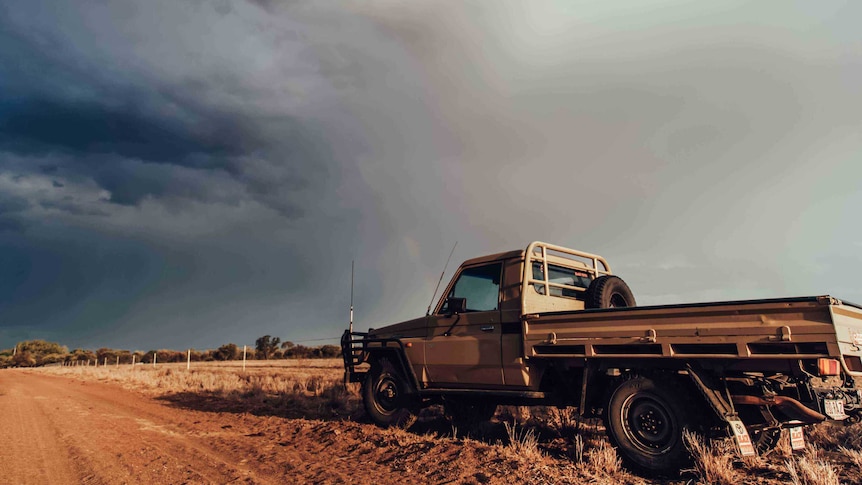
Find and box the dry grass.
[683,430,739,485]
[839,446,862,468]
[36,359,359,419]
[503,421,541,458]
[42,359,344,392]
[808,420,862,450]
[548,406,582,434]
[572,433,586,464]
[785,446,840,485]
[585,440,623,476]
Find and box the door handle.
[480,325,495,332]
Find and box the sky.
[1,0,861,351]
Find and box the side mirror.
[446,297,467,316]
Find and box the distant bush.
[0,338,341,368]
[214,343,239,361]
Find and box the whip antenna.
[349,260,354,334]
[427,242,457,315]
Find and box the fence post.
[243,345,247,371]
[116,355,120,368]
[104,357,107,367]
[153,352,157,367]
[187,349,191,370]
[131,354,136,367]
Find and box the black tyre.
[362,357,417,428]
[443,398,497,429]
[586,275,636,309]
[604,375,695,475]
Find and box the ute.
[342,241,862,475]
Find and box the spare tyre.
[585,275,636,309]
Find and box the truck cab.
[348,242,627,391]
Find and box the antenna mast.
[349,260,354,334]
[427,242,457,315]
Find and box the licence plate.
[824,399,847,420]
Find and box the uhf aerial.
[426,242,457,316]
[349,260,354,334]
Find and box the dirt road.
[0,370,579,485]
[1,370,292,484]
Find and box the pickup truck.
[342,241,862,474]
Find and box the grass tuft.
[585,440,621,476]
[683,430,738,485]
[785,446,840,485]
[503,421,541,458]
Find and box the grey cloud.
[38,199,109,217]
[2,0,861,349]
[0,194,30,215]
[0,97,250,163]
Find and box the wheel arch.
[365,346,421,395]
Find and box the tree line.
[0,335,341,368]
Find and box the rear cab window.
[532,262,592,298]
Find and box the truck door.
[424,262,504,388]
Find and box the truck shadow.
[155,388,361,422]
[156,389,608,459]
[156,391,701,481]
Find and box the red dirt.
[5,369,859,485]
[0,370,608,484]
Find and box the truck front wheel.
[605,375,694,475]
[363,357,417,428]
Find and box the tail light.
[818,358,840,376]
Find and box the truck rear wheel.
[605,375,694,475]
[363,357,417,429]
[586,275,636,309]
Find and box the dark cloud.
[0,98,244,163]
[0,194,29,233]
[1,0,861,350]
[0,0,341,217]
[38,199,109,217]
[0,194,29,215]
[0,90,334,213]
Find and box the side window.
[440,263,502,313]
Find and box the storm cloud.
[2,1,862,350]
